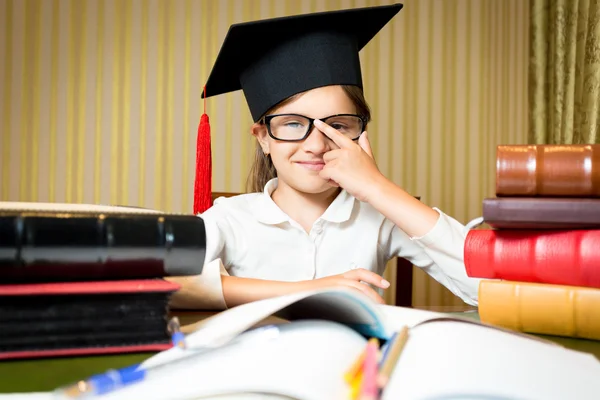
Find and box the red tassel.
[193,86,212,215]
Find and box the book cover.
[482,197,600,229]
[495,144,600,197]
[478,280,600,341]
[0,279,180,360]
[464,229,600,288]
[0,201,207,282]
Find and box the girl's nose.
[301,124,331,153]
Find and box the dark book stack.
[0,202,207,360]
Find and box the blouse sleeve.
[382,208,481,306]
[173,204,233,310]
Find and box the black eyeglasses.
[261,113,367,142]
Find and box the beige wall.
[0,0,529,306]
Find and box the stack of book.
[0,202,206,360]
[465,144,600,341]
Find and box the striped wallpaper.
[0,0,529,307]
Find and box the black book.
[0,279,179,360]
[0,202,206,283]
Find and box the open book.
[10,287,586,400]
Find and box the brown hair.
[245,85,372,193]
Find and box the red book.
[464,229,600,288]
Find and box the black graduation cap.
[193,3,403,215]
[201,3,404,122]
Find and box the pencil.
[377,331,397,368]
[344,347,367,384]
[349,369,364,400]
[376,326,409,388]
[359,338,380,400]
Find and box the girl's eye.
[285,122,304,129]
[331,123,347,130]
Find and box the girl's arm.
[364,176,440,238]
[222,268,389,308]
[317,121,479,304]
[168,263,389,310]
[317,120,440,237]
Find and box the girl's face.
[252,85,358,195]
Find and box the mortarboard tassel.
[193,86,212,215]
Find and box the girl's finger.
[323,149,342,163]
[348,281,385,304]
[358,131,374,158]
[314,119,355,149]
[346,268,390,289]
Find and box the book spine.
[495,144,600,197]
[482,198,600,229]
[464,229,600,288]
[0,214,206,282]
[478,280,600,340]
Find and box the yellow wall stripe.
[29,0,41,202]
[138,0,147,207]
[120,0,132,207]
[109,0,120,205]
[479,0,488,206]
[48,0,58,202]
[65,0,76,202]
[19,0,31,201]
[463,0,472,220]
[368,0,378,156]
[224,0,234,193]
[94,0,104,204]
[165,0,175,211]
[439,0,447,239]
[410,0,420,198]
[425,0,433,207]
[76,0,87,204]
[181,0,192,213]
[400,0,409,190]
[239,0,253,192]
[386,0,395,192]
[449,0,458,221]
[0,0,10,200]
[153,0,165,209]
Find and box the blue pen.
[55,364,146,398]
[168,316,186,349]
[54,324,282,398]
[378,331,398,368]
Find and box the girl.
[168,4,481,310]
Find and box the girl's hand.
[306,268,390,304]
[316,119,387,203]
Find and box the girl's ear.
[251,122,270,155]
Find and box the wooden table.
[1,306,599,394]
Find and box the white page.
[83,321,367,400]
[383,320,600,400]
[376,304,449,332]
[143,289,450,370]
[7,318,599,400]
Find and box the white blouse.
[191,178,481,309]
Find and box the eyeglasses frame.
[261,113,368,142]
